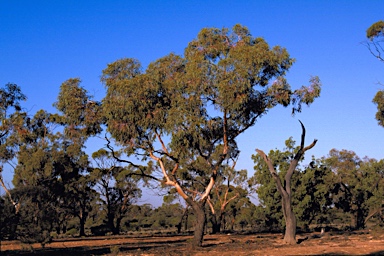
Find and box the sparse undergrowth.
[2,231,384,256]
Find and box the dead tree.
[256,121,317,244]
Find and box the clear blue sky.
[1,1,383,205]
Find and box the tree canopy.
[101,24,321,247]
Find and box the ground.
[1,231,384,255]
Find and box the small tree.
[254,121,317,244]
[91,149,142,235]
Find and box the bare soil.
[1,231,384,255]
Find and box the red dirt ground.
[1,231,384,255]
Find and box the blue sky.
[1,1,383,205]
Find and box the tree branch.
[255,149,286,197]
[0,172,20,214]
[105,135,160,182]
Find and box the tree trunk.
[282,196,296,245]
[113,216,122,235]
[79,215,86,237]
[177,207,188,234]
[210,213,220,234]
[351,208,365,230]
[189,200,206,248]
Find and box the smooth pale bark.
[0,174,20,214]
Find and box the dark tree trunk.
[113,216,122,235]
[210,214,220,234]
[107,211,115,234]
[79,215,86,237]
[188,199,206,248]
[184,212,189,231]
[176,222,182,234]
[282,195,296,244]
[351,208,365,230]
[177,207,188,234]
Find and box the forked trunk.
[256,121,316,246]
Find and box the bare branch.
[256,149,286,196]
[105,135,160,182]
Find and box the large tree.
[254,122,317,244]
[54,78,104,236]
[365,21,384,127]
[101,24,321,248]
[12,79,102,238]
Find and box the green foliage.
[365,21,384,126]
[0,196,18,239]
[91,148,142,234]
[65,228,78,237]
[0,83,27,167]
[373,89,384,127]
[250,139,296,229]
[366,20,384,40]
[14,186,56,246]
[101,24,321,213]
[54,78,104,139]
[324,149,384,229]
[293,158,334,227]
[251,137,332,230]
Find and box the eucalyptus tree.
[53,78,105,236]
[0,83,27,212]
[361,158,384,225]
[294,158,334,228]
[254,122,317,244]
[324,149,384,229]
[365,21,384,127]
[11,78,102,238]
[91,149,142,234]
[11,109,66,242]
[101,24,321,247]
